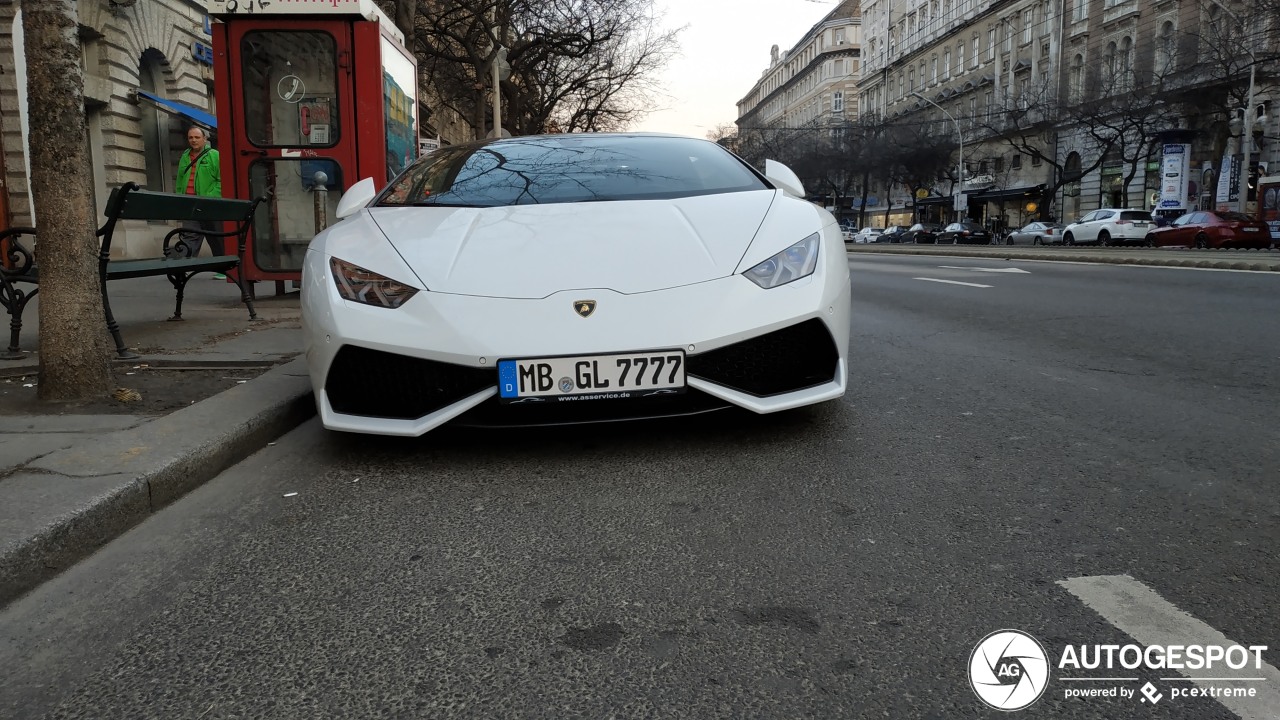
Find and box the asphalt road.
[2,256,1277,719]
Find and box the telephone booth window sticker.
[241,31,340,148]
[381,35,417,182]
[249,158,343,272]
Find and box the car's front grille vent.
[686,319,839,397]
[325,345,494,420]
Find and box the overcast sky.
[631,0,837,139]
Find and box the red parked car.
[1145,210,1271,249]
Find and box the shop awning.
[136,90,217,130]
[914,194,954,206]
[972,184,1046,202]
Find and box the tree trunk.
[25,1,112,400]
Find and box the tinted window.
[1119,211,1150,221]
[1078,212,1096,223]
[1214,211,1253,222]
[1094,211,1114,221]
[378,135,767,207]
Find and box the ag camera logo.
[969,629,1050,711]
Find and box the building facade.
[735,1,864,147]
[855,0,1277,229]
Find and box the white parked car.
[855,227,884,243]
[302,133,851,436]
[1062,209,1153,246]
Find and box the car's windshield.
[377,135,768,207]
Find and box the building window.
[1119,36,1133,90]
[944,49,952,77]
[988,28,997,60]
[972,36,980,67]
[1105,41,1118,90]
[1070,53,1084,101]
[1032,154,1042,167]
[1023,8,1034,43]
[1003,21,1013,53]
[1012,154,1023,169]
[1073,0,1087,22]
[835,28,846,45]
[932,56,938,83]
[958,42,965,73]
[909,68,915,92]
[833,91,845,113]
[1156,20,1176,77]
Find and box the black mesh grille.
[325,345,495,420]
[686,318,839,397]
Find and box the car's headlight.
[743,233,820,289]
[329,257,418,309]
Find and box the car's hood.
[366,191,775,298]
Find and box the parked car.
[1145,210,1271,249]
[936,222,992,244]
[902,223,942,244]
[855,227,885,243]
[1007,221,1067,245]
[1062,208,1153,246]
[877,225,908,243]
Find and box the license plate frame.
[497,349,687,403]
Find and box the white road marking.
[912,277,992,288]
[937,265,1032,273]
[1059,575,1280,719]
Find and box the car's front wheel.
[1144,235,1155,247]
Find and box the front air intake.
[325,345,494,419]
[686,319,839,397]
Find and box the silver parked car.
[1007,221,1067,245]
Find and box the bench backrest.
[104,185,255,223]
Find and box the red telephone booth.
[208,0,418,286]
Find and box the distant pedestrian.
[174,125,223,259]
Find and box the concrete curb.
[0,358,316,607]
[845,245,1280,272]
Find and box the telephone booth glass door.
[229,23,357,275]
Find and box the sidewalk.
[846,243,1280,271]
[0,275,316,606]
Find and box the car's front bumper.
[302,254,851,436]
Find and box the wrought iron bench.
[0,182,265,360]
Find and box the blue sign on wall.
[193,42,214,66]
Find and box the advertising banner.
[1158,144,1190,211]
[1215,153,1239,208]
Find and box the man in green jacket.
[174,125,223,258]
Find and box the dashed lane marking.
[1059,574,1280,719]
[911,277,993,288]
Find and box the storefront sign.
[1158,143,1190,211]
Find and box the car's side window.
[1078,212,1096,223]
[1095,211,1113,222]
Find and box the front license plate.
[498,350,686,403]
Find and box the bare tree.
[24,1,112,400]
[413,0,679,138]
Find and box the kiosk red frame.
[207,0,418,286]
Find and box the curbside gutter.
[0,358,316,608]
[845,245,1280,272]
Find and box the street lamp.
[1208,0,1256,214]
[911,90,965,220]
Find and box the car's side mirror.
[764,159,805,198]
[336,177,377,220]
